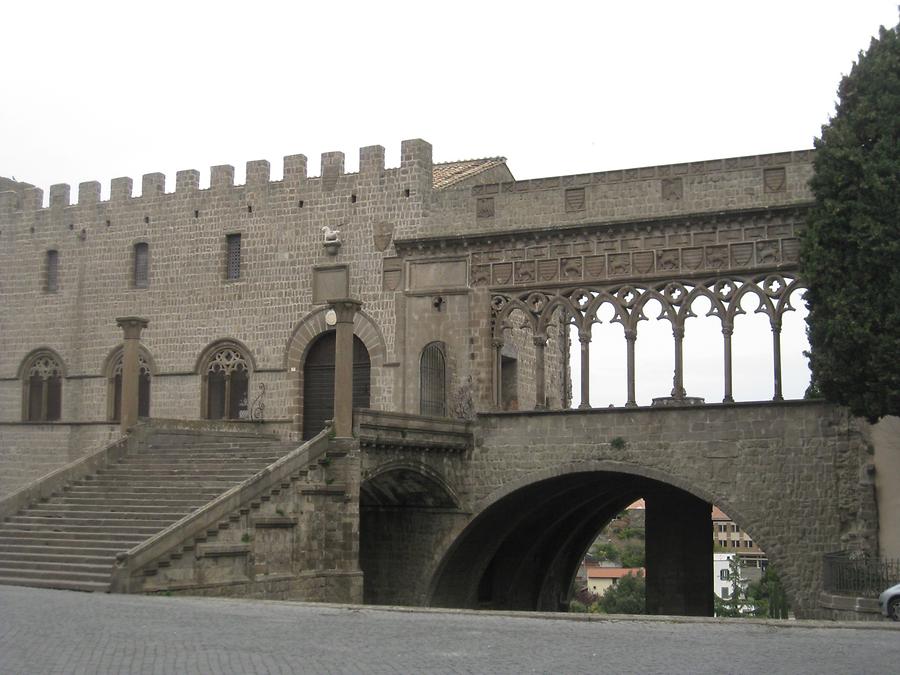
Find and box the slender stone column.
[624,329,637,407]
[329,298,362,438]
[116,317,149,433]
[533,334,547,410]
[578,329,591,409]
[671,325,686,400]
[722,324,734,403]
[492,339,504,409]
[772,319,784,401]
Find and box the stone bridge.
[355,402,877,619]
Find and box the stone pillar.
[578,329,591,409]
[671,325,686,400]
[329,299,362,438]
[533,334,547,410]
[492,339,504,409]
[722,324,734,403]
[771,318,784,401]
[625,329,637,407]
[116,317,149,433]
[645,485,713,616]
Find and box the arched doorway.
[303,331,370,439]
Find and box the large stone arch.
[284,307,388,434]
[424,459,788,615]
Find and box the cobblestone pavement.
[1,585,898,674]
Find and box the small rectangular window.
[226,234,241,280]
[133,242,149,288]
[46,250,59,292]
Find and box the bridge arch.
[359,461,467,605]
[425,460,784,616]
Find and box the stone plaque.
[564,187,586,212]
[515,260,536,283]
[538,259,559,281]
[661,177,683,201]
[782,238,800,263]
[476,197,495,218]
[409,259,468,290]
[382,257,402,291]
[313,265,349,304]
[763,167,786,193]
[731,242,754,267]
[633,251,654,274]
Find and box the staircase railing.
[110,426,333,593]
[823,551,900,597]
[0,435,129,523]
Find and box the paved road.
[0,585,897,674]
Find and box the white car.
[879,582,900,621]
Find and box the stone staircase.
[0,432,294,592]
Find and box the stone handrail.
[110,427,333,593]
[0,434,129,523]
[354,409,473,452]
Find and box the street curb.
[157,593,900,631]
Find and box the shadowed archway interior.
[427,472,714,615]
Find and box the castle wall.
[421,151,814,239]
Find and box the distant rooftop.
[432,157,507,190]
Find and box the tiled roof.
[586,566,645,579]
[432,157,507,190]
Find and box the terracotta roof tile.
[432,157,507,190]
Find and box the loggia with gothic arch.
[0,141,892,619]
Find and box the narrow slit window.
[133,242,149,288]
[226,234,241,280]
[46,250,59,292]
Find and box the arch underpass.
[428,471,720,615]
[356,402,878,619]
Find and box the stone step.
[0,532,145,555]
[0,522,160,536]
[26,503,195,516]
[115,458,281,469]
[65,485,225,497]
[53,496,209,508]
[80,477,240,487]
[8,515,176,529]
[17,504,193,518]
[0,556,113,572]
[97,468,256,477]
[0,566,110,583]
[0,576,109,592]
[126,450,284,459]
[0,544,125,566]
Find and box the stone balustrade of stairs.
[0,432,297,592]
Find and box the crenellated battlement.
[0,139,434,214]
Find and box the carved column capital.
[328,298,363,324]
[116,316,149,340]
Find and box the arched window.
[203,344,250,420]
[420,342,447,417]
[21,351,63,421]
[108,350,152,421]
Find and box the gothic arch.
[195,338,257,420]
[19,348,67,422]
[284,307,387,433]
[102,344,156,421]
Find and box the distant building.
[584,565,644,596]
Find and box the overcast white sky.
[2,0,896,403]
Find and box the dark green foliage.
[597,572,646,615]
[589,541,620,562]
[802,19,900,422]
[619,541,645,568]
[747,568,791,619]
